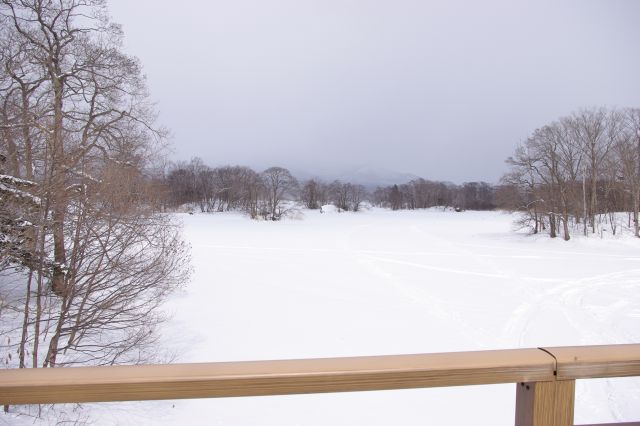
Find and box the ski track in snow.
[346,215,640,422]
[358,254,510,279]
[501,269,640,420]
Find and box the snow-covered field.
[63,209,640,424]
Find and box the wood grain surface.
[0,348,553,404]
[2,344,640,409]
[542,344,640,380]
[515,380,575,426]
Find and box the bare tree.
[504,144,544,233]
[572,108,617,233]
[261,166,298,220]
[328,180,349,211]
[300,179,321,209]
[0,1,191,406]
[349,184,367,212]
[500,107,637,239]
[615,109,640,237]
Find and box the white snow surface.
[61,209,640,424]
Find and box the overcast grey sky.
[108,0,640,183]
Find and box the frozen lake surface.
[95,208,640,425]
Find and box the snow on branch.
[65,168,103,184]
[0,182,41,206]
[0,174,37,188]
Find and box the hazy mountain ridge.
[292,165,420,189]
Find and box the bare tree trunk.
[590,171,597,234]
[44,279,76,367]
[50,76,68,296]
[19,270,33,368]
[609,211,617,235]
[1,97,20,176]
[634,190,640,238]
[636,128,640,237]
[32,199,50,369]
[560,189,571,240]
[21,86,34,180]
[562,212,570,241]
[33,264,43,368]
[549,213,557,238]
[582,171,588,236]
[44,306,67,367]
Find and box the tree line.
[499,107,640,240]
[164,158,497,215]
[0,3,190,421]
[372,180,495,211]
[164,158,371,217]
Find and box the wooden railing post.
[515,380,575,426]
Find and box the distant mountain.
[334,166,420,188]
[292,165,420,190]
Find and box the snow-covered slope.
[73,209,640,424]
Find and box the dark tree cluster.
[326,181,367,212]
[372,179,496,211]
[166,159,298,220]
[300,179,327,209]
[499,107,640,240]
[165,159,372,217]
[300,179,366,212]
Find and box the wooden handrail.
[1,344,639,426]
[546,344,640,380]
[0,348,553,404]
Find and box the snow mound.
[319,204,338,213]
